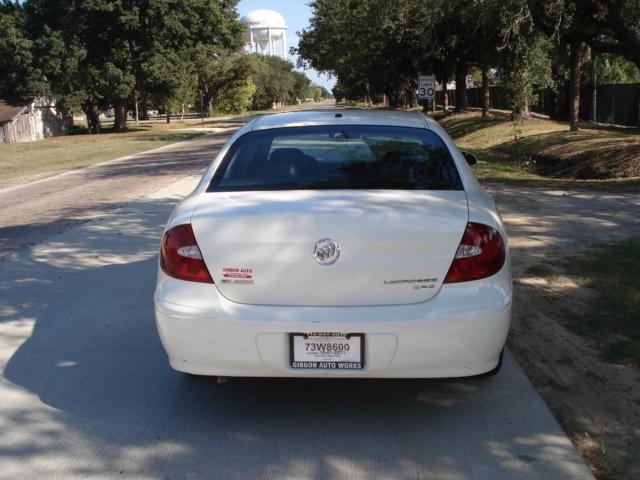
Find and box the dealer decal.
[383,278,438,289]
[221,267,254,285]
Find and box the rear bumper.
[154,267,512,378]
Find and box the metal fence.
[436,83,640,127]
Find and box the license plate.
[289,332,364,370]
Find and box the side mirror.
[461,150,478,166]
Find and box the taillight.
[443,222,506,283]
[160,224,213,283]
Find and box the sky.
[236,0,336,91]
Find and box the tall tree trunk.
[407,88,416,108]
[442,70,449,112]
[569,42,581,131]
[113,105,127,131]
[481,66,491,117]
[134,93,139,126]
[166,111,171,124]
[512,101,531,121]
[442,75,449,113]
[140,97,149,120]
[364,81,371,107]
[454,62,468,112]
[84,103,101,134]
[569,41,591,131]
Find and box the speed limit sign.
[418,75,435,100]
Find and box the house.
[0,95,68,144]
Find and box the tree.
[499,33,554,120]
[310,84,331,101]
[13,0,244,131]
[196,51,252,115]
[213,77,256,113]
[568,42,591,130]
[297,0,384,104]
[584,53,640,84]
[298,0,438,106]
[297,0,505,113]
[292,71,312,103]
[248,55,296,109]
[526,0,640,68]
[517,0,640,129]
[134,0,244,125]
[0,3,33,96]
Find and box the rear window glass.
[208,125,462,191]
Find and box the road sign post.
[418,75,436,113]
[418,75,436,100]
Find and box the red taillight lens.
[443,222,506,283]
[160,224,213,283]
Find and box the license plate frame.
[289,332,365,370]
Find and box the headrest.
[269,148,304,165]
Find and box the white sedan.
[154,110,511,378]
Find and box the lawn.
[565,240,640,366]
[436,110,640,189]
[0,101,333,190]
[0,124,206,189]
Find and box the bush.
[214,77,256,114]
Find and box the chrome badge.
[313,239,340,265]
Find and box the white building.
[0,96,68,144]
[240,9,287,60]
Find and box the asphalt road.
[0,127,237,260]
[0,135,594,479]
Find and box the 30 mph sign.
[418,75,435,100]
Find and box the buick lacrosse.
[154,110,511,378]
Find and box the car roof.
[250,109,432,131]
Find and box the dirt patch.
[528,138,640,179]
[509,278,640,480]
[491,184,640,480]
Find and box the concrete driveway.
[0,137,593,479]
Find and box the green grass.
[561,239,640,366]
[0,126,205,189]
[437,111,640,189]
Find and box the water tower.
[241,9,287,60]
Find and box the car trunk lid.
[191,190,468,306]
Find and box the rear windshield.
[208,125,462,191]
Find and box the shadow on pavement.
[0,131,233,260]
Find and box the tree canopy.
[297,0,640,128]
[0,0,320,131]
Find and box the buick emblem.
[313,239,340,265]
